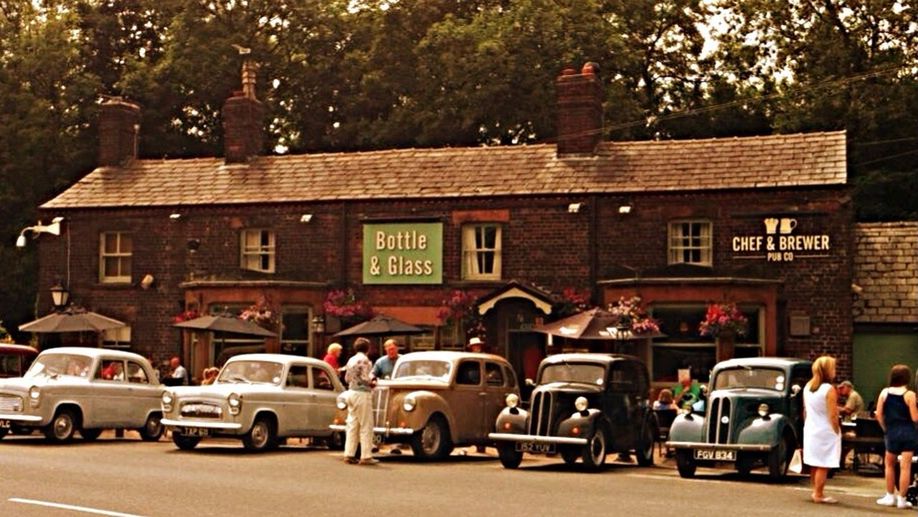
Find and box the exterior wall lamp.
[311,314,325,334]
[16,217,64,248]
[618,205,632,214]
[300,214,313,223]
[50,282,70,310]
[567,203,583,213]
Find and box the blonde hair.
[327,343,343,354]
[808,355,836,392]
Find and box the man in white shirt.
[169,356,188,385]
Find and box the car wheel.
[768,435,791,480]
[560,446,580,465]
[172,432,201,451]
[80,428,102,441]
[44,409,78,443]
[736,453,754,476]
[242,417,276,452]
[635,422,655,467]
[326,431,345,451]
[676,450,697,478]
[497,443,523,469]
[581,428,607,471]
[410,416,451,460]
[139,413,164,442]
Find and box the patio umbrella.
[335,314,426,337]
[532,308,665,340]
[173,315,276,337]
[19,308,127,333]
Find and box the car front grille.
[529,391,555,436]
[372,387,389,427]
[0,394,22,412]
[707,396,733,444]
[179,403,223,419]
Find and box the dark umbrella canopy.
[173,315,276,337]
[335,314,425,337]
[19,309,127,333]
[533,308,665,340]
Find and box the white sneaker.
[897,496,912,509]
[877,493,896,506]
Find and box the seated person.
[100,361,124,381]
[66,358,89,377]
[673,369,701,410]
[653,388,678,411]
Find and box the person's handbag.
[789,448,803,474]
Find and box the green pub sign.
[363,222,443,284]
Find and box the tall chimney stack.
[223,59,264,163]
[556,63,603,156]
[98,98,140,167]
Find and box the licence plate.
[517,442,555,454]
[694,449,736,461]
[0,419,9,429]
[179,427,209,437]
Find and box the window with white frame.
[240,229,275,273]
[668,220,712,266]
[280,306,312,357]
[99,232,133,283]
[462,224,501,280]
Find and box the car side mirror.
[791,384,802,396]
[524,378,535,387]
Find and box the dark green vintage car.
[666,357,812,480]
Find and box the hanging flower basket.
[323,289,374,323]
[699,302,748,338]
[608,296,660,335]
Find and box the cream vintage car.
[0,347,164,442]
[330,351,519,460]
[161,354,345,452]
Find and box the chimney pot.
[223,61,264,163]
[98,98,141,167]
[556,64,604,156]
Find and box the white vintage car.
[0,347,164,442]
[161,354,345,452]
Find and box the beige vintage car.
[330,351,519,460]
[0,347,164,442]
[161,354,345,452]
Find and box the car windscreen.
[392,360,451,382]
[218,360,284,385]
[539,363,605,386]
[713,367,786,391]
[25,354,92,379]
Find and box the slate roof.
[853,222,918,324]
[42,131,847,209]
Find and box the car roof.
[541,353,639,365]
[225,353,329,367]
[398,351,509,363]
[715,357,811,369]
[0,344,39,355]
[39,347,147,361]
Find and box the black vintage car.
[489,354,656,471]
[666,357,812,480]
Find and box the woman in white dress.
[803,355,841,504]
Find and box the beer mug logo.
[763,218,779,234]
[779,218,797,234]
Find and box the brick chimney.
[98,98,140,167]
[222,59,264,163]
[556,63,603,156]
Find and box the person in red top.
[323,343,343,370]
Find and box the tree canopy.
[1,0,916,338]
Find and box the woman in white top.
[802,355,841,504]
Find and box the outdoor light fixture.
[169,213,182,222]
[567,203,583,214]
[311,314,325,334]
[300,214,313,223]
[49,282,70,310]
[16,217,64,248]
[618,205,632,214]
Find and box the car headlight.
[403,395,417,412]
[574,396,589,412]
[505,393,520,409]
[336,393,348,410]
[228,393,242,415]
[28,386,41,408]
[758,403,770,418]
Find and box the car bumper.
[665,441,772,452]
[328,424,414,436]
[489,432,588,446]
[161,418,242,431]
[0,413,43,423]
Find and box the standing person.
[837,380,865,422]
[467,336,484,353]
[323,343,343,370]
[343,337,377,465]
[875,364,918,508]
[200,367,219,385]
[169,356,189,386]
[803,355,841,504]
[372,339,400,380]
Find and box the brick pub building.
[33,63,855,386]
